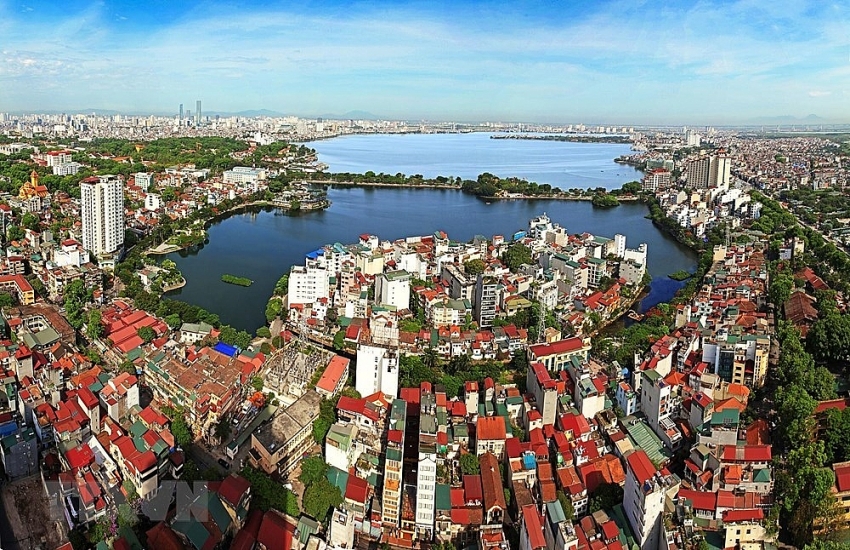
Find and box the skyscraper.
[179,103,183,121]
[81,175,124,257]
[196,100,202,125]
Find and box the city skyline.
[1,0,849,124]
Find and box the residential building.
[287,262,329,305]
[624,450,665,550]
[642,168,671,192]
[375,270,411,311]
[81,175,124,257]
[527,362,558,426]
[355,344,399,399]
[474,275,497,328]
[223,166,266,186]
[248,390,322,475]
[416,390,438,541]
[527,337,591,372]
[382,399,406,529]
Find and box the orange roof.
[476,416,506,441]
[315,356,350,393]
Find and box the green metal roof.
[545,500,566,524]
[327,466,349,494]
[435,483,451,511]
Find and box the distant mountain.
[231,109,285,117]
[745,114,826,124]
[314,110,382,120]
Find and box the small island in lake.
[668,270,692,281]
[221,274,253,287]
[591,194,620,208]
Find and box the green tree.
[251,376,264,392]
[169,410,193,448]
[86,310,104,339]
[312,397,336,444]
[501,242,533,272]
[459,453,480,475]
[64,279,91,330]
[239,466,300,516]
[20,212,39,231]
[299,455,329,486]
[121,480,139,504]
[165,313,182,329]
[215,419,231,441]
[0,292,14,308]
[775,384,817,447]
[807,314,850,363]
[589,482,624,513]
[256,326,271,338]
[769,272,795,308]
[463,259,486,276]
[333,330,345,351]
[137,325,156,342]
[302,478,343,520]
[6,225,24,242]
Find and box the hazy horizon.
[2,0,849,125]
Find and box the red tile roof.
[476,416,506,441]
[678,488,717,511]
[626,450,657,486]
[345,475,369,504]
[528,337,586,358]
[522,504,547,549]
[722,508,764,523]
[316,356,350,393]
[835,462,850,493]
[480,453,507,511]
[720,444,771,463]
[257,510,296,550]
[218,474,250,509]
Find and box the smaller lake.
[165,187,697,332]
[310,132,642,190]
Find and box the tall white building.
[287,262,329,305]
[614,234,627,259]
[415,390,437,541]
[355,344,399,398]
[709,154,732,188]
[375,270,410,311]
[624,450,666,550]
[81,175,124,257]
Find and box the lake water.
[310,132,643,190]
[166,186,697,332]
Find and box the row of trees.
[762,199,845,544]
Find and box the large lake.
[310,132,642,190]
[166,187,697,332]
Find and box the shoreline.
[307,180,644,202]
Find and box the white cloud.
[808,90,832,97]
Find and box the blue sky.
[1,0,848,123]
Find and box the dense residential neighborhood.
[0,114,848,550]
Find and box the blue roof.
[0,422,17,438]
[306,248,324,259]
[214,342,238,357]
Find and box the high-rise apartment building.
[381,399,407,529]
[81,175,124,257]
[687,154,731,189]
[355,344,399,398]
[474,275,497,328]
[415,389,437,541]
